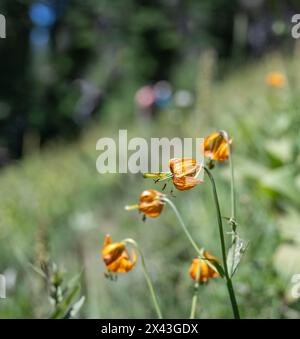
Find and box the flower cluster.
[101,131,241,319]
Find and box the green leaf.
[237,160,300,207]
[50,283,81,319]
[227,234,247,277]
[200,248,225,278]
[206,258,225,278]
[264,138,293,163]
[260,166,300,206]
[63,296,86,319]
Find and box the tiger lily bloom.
[102,235,136,273]
[143,158,202,191]
[189,250,220,283]
[204,131,232,162]
[265,71,286,88]
[169,158,202,191]
[125,189,165,217]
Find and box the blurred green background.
[1,0,300,319]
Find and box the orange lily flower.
[189,250,220,283]
[139,189,165,217]
[265,71,286,88]
[169,158,202,191]
[102,235,136,273]
[204,131,232,161]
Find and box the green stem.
[204,168,228,272]
[163,197,202,257]
[204,167,240,319]
[163,199,208,319]
[164,198,221,276]
[221,131,236,227]
[190,256,201,319]
[228,140,236,222]
[226,279,240,319]
[123,238,163,319]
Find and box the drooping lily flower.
[143,158,202,191]
[102,235,136,273]
[125,189,165,218]
[204,131,232,161]
[189,250,220,283]
[138,189,165,217]
[169,158,202,191]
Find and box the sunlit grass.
[1,53,300,318]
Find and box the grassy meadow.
[1,52,300,319]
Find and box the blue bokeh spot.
[29,3,56,27]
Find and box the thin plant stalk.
[228,142,236,223]
[190,256,201,319]
[163,197,202,257]
[163,198,222,319]
[123,238,163,319]
[220,131,236,227]
[204,167,240,319]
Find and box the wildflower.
[265,71,286,88]
[204,131,232,162]
[102,235,136,273]
[143,158,202,191]
[189,250,220,283]
[126,189,165,218]
[169,158,202,191]
[139,189,165,217]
